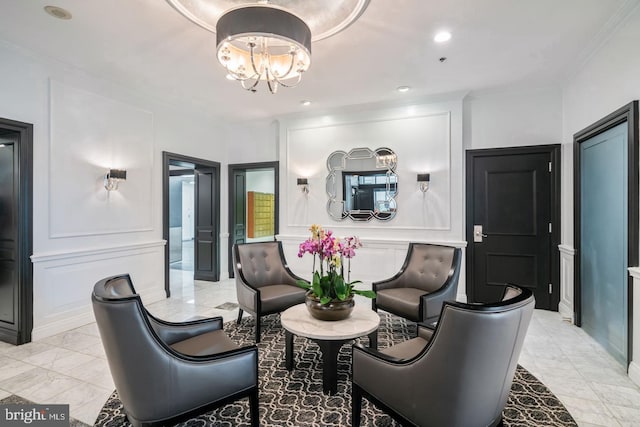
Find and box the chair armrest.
[372,275,405,292]
[420,276,458,323]
[236,279,259,311]
[416,323,436,341]
[147,314,224,346]
[352,343,406,365]
[184,343,258,362]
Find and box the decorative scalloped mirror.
[325,147,398,221]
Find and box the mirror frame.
[325,147,397,221]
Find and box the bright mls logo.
[1,404,69,426]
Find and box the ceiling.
[0,0,636,122]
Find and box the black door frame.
[465,144,561,309]
[163,152,220,297]
[227,161,279,278]
[573,101,638,366]
[0,118,33,345]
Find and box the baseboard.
[558,300,574,322]
[629,361,640,387]
[31,310,96,341]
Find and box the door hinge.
[548,161,552,172]
[548,283,553,294]
[549,222,552,233]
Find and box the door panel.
[0,141,16,326]
[468,150,553,308]
[580,123,628,366]
[194,167,217,281]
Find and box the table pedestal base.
[285,330,377,395]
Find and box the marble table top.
[281,303,380,340]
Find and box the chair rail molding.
[628,266,640,387]
[558,244,575,321]
[31,240,166,263]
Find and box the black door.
[229,170,246,278]
[0,119,33,345]
[0,136,18,338]
[466,146,560,309]
[194,167,218,281]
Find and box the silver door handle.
[473,225,487,242]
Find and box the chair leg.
[351,383,362,427]
[371,298,377,311]
[255,317,261,343]
[249,387,259,427]
[237,309,244,325]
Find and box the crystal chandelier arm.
[273,51,296,79]
[241,77,261,92]
[249,42,264,78]
[271,72,303,88]
[225,66,259,82]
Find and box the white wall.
[270,91,565,300]
[276,99,467,296]
[0,41,230,340]
[246,169,275,194]
[464,87,563,149]
[560,4,640,384]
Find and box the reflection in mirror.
[326,147,398,221]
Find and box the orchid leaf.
[334,275,348,300]
[353,289,377,299]
[296,279,311,290]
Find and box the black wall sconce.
[417,173,430,192]
[104,169,127,191]
[297,177,309,195]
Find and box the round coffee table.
[280,303,380,395]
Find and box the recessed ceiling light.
[434,31,451,43]
[44,5,72,20]
[397,86,410,93]
[301,100,311,106]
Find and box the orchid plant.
[297,224,376,305]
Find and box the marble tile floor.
[0,275,638,426]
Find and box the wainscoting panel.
[558,244,575,321]
[30,240,166,340]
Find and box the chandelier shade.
[215,6,311,93]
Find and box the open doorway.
[163,152,220,298]
[228,162,279,278]
[169,168,195,273]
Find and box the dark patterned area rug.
[94,313,577,426]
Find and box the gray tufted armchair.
[92,274,259,427]
[234,241,307,342]
[372,243,462,325]
[353,284,535,427]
